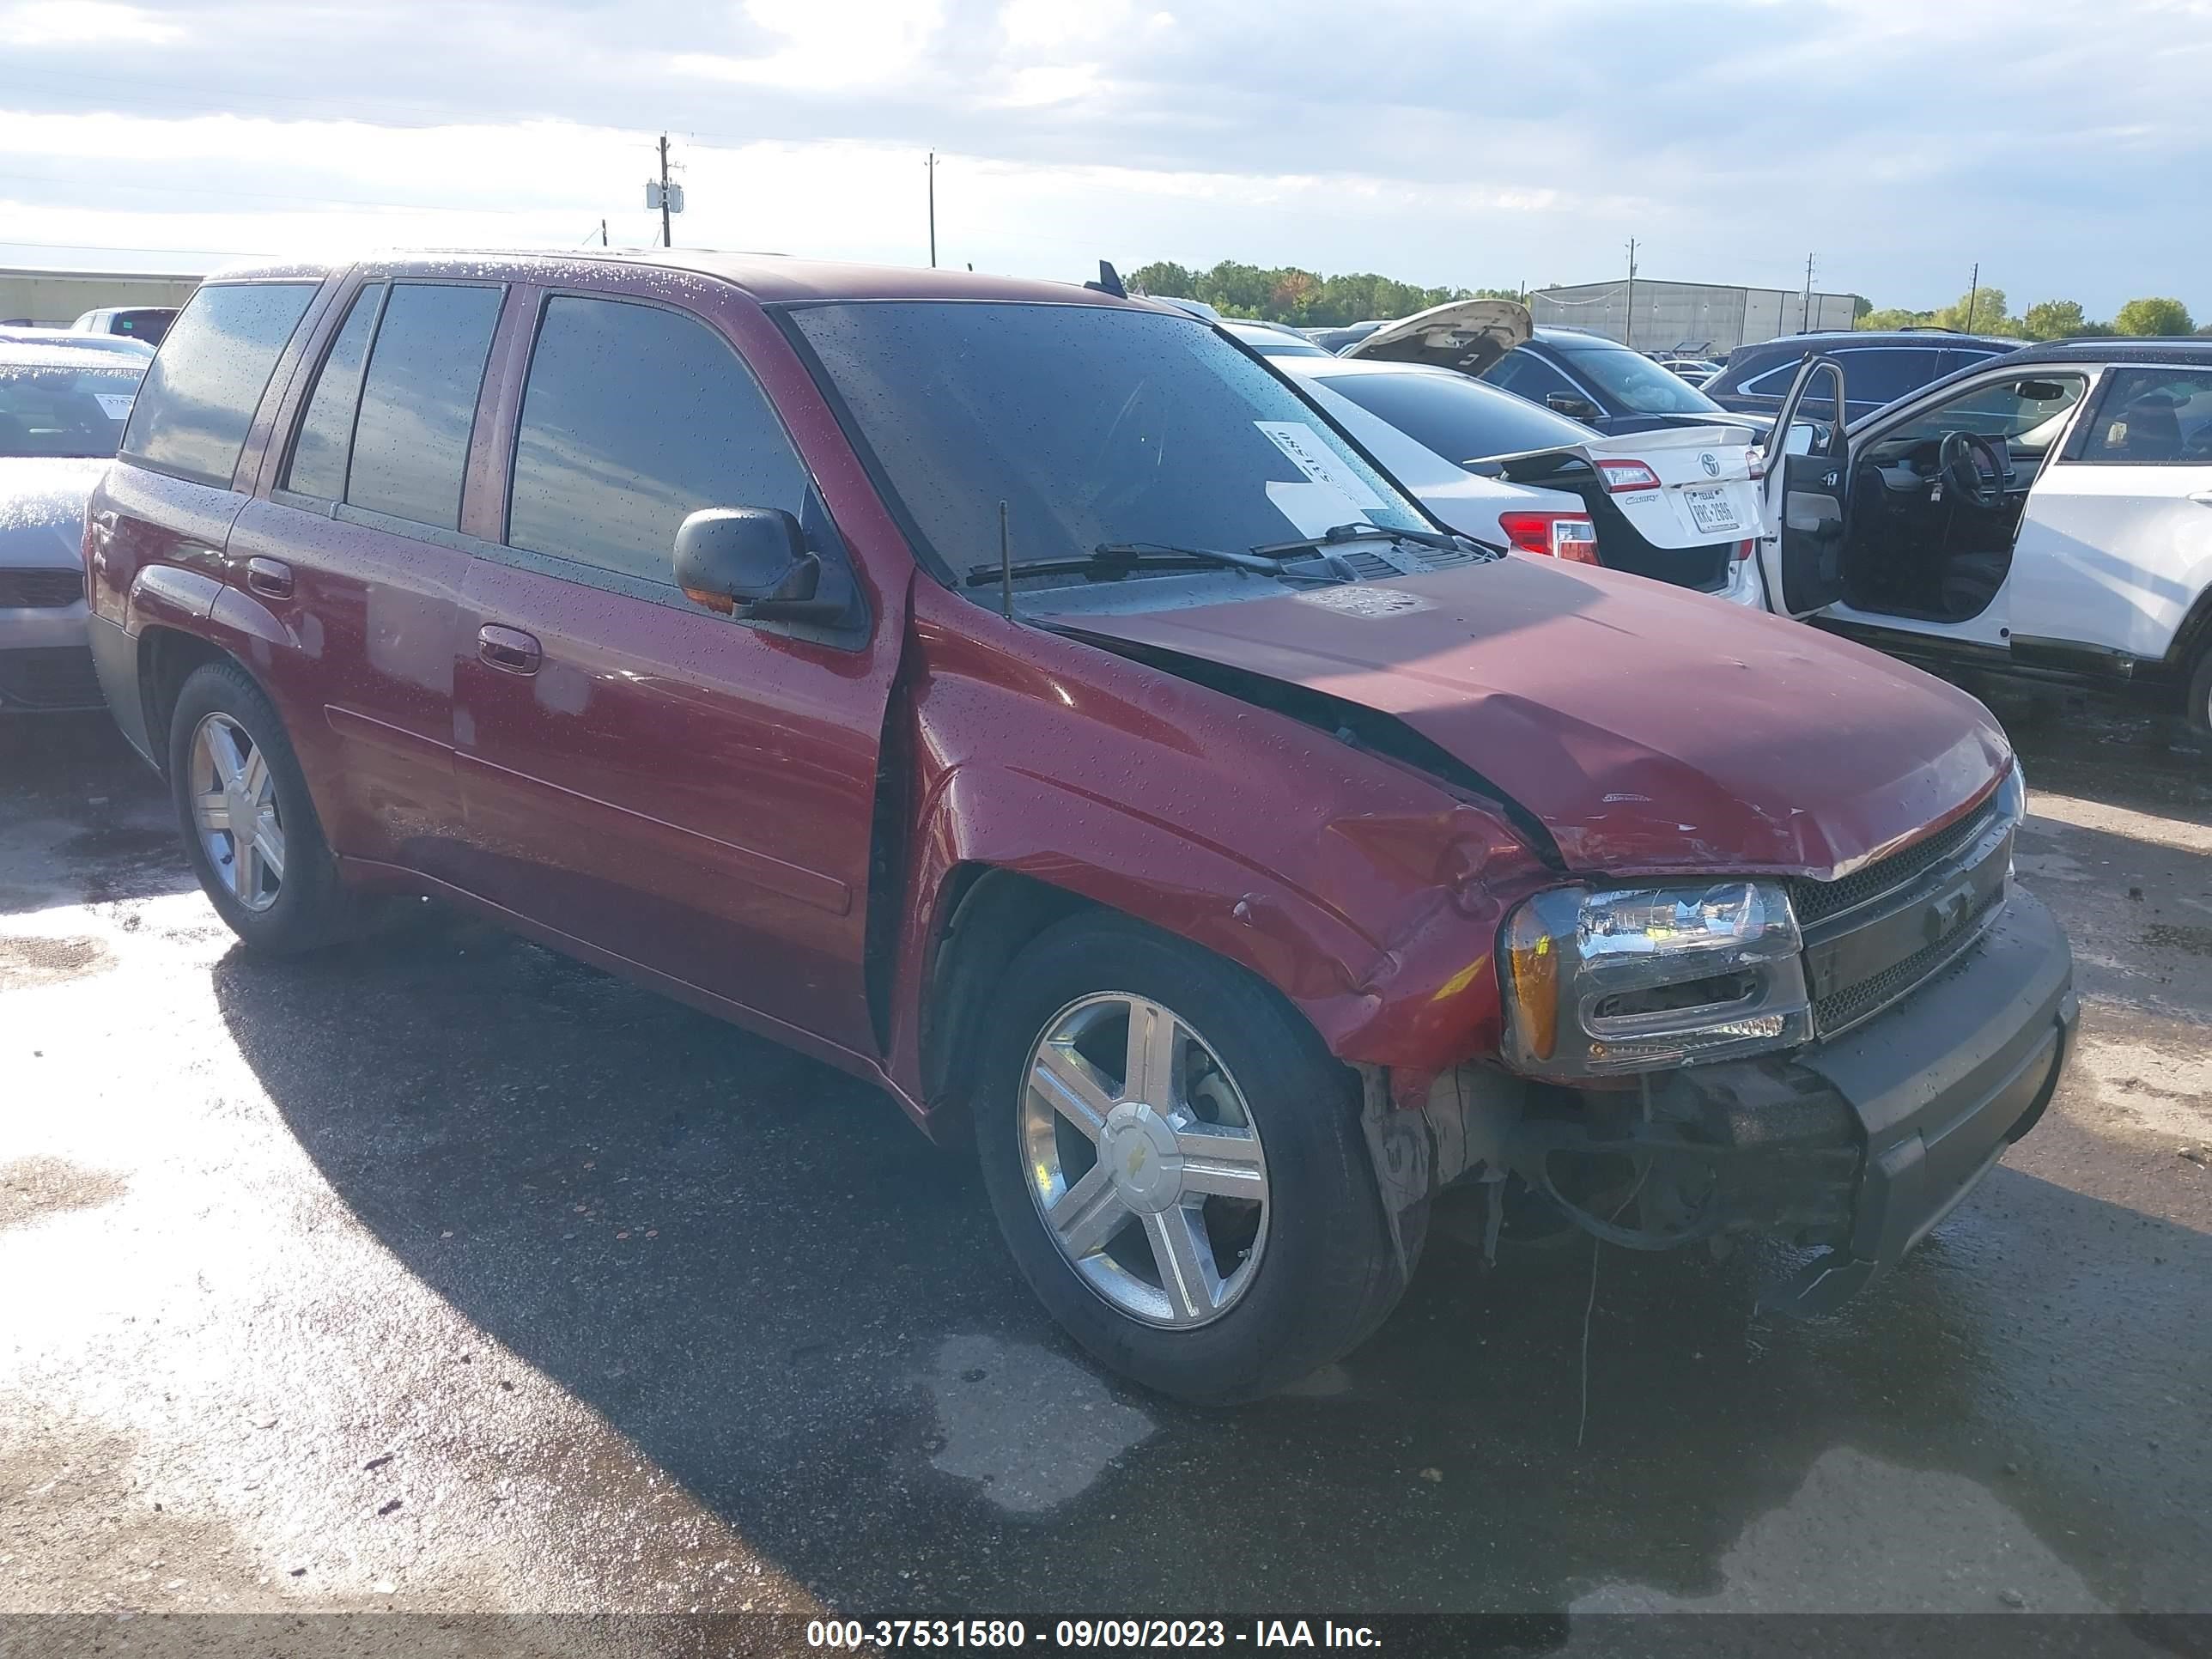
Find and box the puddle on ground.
[926,1334,1154,1515]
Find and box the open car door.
[1756,356,1851,615]
[1340,298,1531,377]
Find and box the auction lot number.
[807,1620,1237,1648]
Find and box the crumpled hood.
[1048,557,2009,878]
[0,458,106,570]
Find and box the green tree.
[1858,307,1931,331]
[2112,296,2195,336]
[2020,299,2086,340]
[1121,258,1481,327]
[1930,285,2019,336]
[1850,294,1874,321]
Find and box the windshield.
[0,363,143,458]
[1310,368,1593,461]
[792,301,1428,598]
[1879,374,2088,448]
[1553,338,1728,416]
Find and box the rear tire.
[973,912,1417,1403]
[167,659,358,953]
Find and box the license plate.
[1684,484,1742,535]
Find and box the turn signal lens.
[1498,511,1601,565]
[1595,459,1662,493]
[1504,907,1560,1061]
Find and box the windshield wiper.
[963,541,1346,587]
[1249,521,1504,562]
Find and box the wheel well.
[2170,586,2212,681]
[137,628,233,775]
[921,866,1091,1140]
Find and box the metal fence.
[1527,280,1860,353]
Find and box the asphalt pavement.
[1,690,2207,1633]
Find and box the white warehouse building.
[1528,277,1863,354]
[0,265,203,329]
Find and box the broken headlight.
[1501,880,1810,1079]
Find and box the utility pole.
[926,150,937,269]
[1623,238,1638,349]
[658,133,673,249]
[599,219,608,248]
[1963,262,1980,332]
[1802,252,1815,331]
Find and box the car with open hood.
[1753,338,2212,737]
[1,336,146,714]
[89,252,2075,1402]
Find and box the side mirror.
[674,507,825,617]
[1547,392,1599,421]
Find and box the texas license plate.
[1684,485,1742,535]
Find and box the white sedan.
[1754,340,2212,736]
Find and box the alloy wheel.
[1019,993,1270,1328]
[190,712,286,913]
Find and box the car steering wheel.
[1938,430,2007,509]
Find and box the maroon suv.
[86,252,2075,1401]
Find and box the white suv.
[1756,341,2212,735]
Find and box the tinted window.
[344,283,502,530]
[792,301,1425,601]
[109,308,177,346]
[0,364,145,458]
[283,283,383,500]
[1483,348,1579,405]
[1549,338,1726,415]
[507,296,808,582]
[2075,368,2212,465]
[1741,358,1808,396]
[1835,347,1944,404]
[1310,368,1593,461]
[122,282,316,486]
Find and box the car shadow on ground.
[210,905,2212,1616]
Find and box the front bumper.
[1,600,103,714]
[1667,885,2075,1314]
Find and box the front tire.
[167,659,356,953]
[974,913,1416,1403]
[2186,640,2212,742]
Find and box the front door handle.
[245,557,293,599]
[477,623,543,675]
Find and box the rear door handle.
[245,557,293,599]
[477,623,543,674]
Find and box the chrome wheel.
[190,711,285,913]
[1020,993,1270,1328]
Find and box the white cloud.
[672,0,947,90]
[3,0,180,45]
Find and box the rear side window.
[121,282,317,487]
[2075,368,2212,465]
[505,295,808,583]
[344,283,503,530]
[283,283,384,501]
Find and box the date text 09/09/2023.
[805,1619,1383,1650]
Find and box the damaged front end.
[1362,770,2075,1316]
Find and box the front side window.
[343,283,503,530]
[1483,348,1580,406]
[283,283,384,501]
[2074,368,2212,465]
[1550,339,1726,415]
[789,301,1425,603]
[0,364,145,458]
[506,295,809,583]
[121,282,317,486]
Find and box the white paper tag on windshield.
[1255,422,1384,507]
[1265,479,1374,538]
[94,393,135,420]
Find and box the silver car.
[0,340,144,714]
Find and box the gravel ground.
[0,687,2206,1637]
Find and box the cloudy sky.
[2,0,2206,315]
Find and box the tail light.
[1733,538,1755,561]
[1498,511,1600,565]
[1594,459,1662,493]
[1746,448,1768,482]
